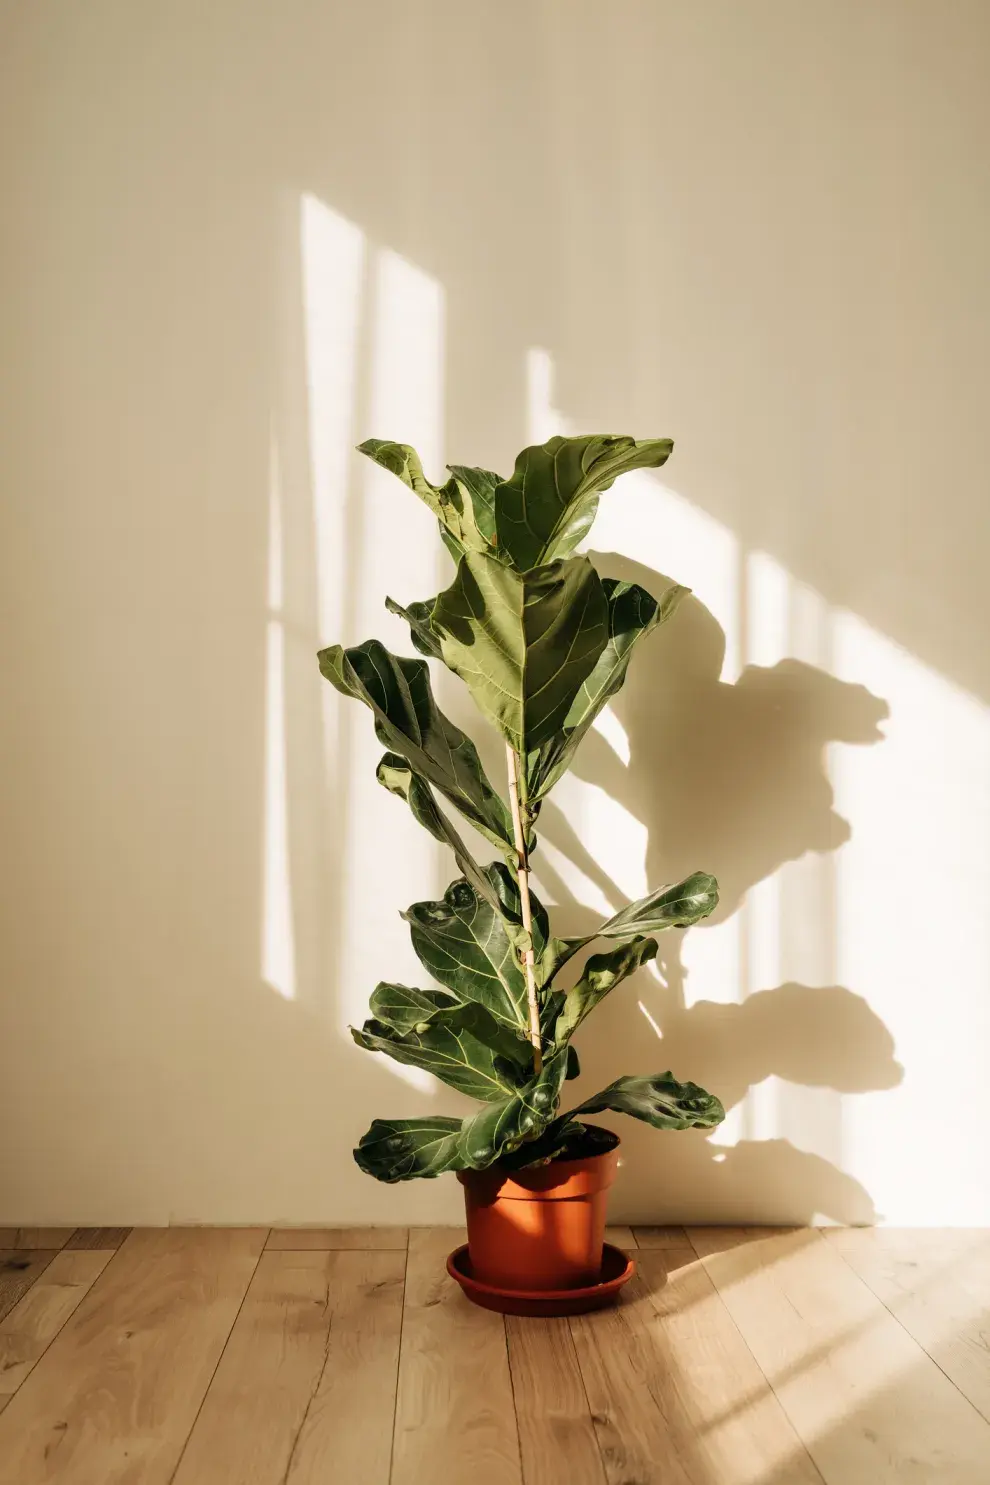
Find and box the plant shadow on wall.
[320,433,900,1227]
[534,552,901,1225]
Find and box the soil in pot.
[457,1123,620,1292]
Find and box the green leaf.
[540,988,565,1039]
[526,579,689,801]
[496,1118,587,1170]
[354,1116,464,1182]
[567,1071,725,1131]
[458,1051,569,1168]
[484,860,551,956]
[367,981,456,1035]
[384,595,441,659]
[547,871,719,983]
[553,936,658,1047]
[446,464,501,548]
[498,1119,621,1171]
[597,871,719,940]
[493,434,674,570]
[358,440,504,559]
[431,551,609,754]
[404,866,550,1033]
[352,1004,529,1102]
[375,753,499,912]
[352,1053,572,1181]
[318,640,513,850]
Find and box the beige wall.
[2,0,989,1225]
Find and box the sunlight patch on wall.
[262,432,296,1001]
[589,458,745,1022]
[592,468,743,684]
[296,200,443,1092]
[526,346,569,443]
[832,612,990,1223]
[336,247,445,1085]
[592,705,631,765]
[300,195,365,646]
[746,549,790,666]
[535,833,616,921]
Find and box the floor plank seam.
[501,1314,528,1485]
[565,1314,612,1485]
[165,1235,269,1485]
[0,1251,57,1326]
[279,1304,336,1485]
[386,1240,410,1485]
[0,1245,125,1414]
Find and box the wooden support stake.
[505,743,543,1073]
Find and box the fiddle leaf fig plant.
[319,434,726,1183]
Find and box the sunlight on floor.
[697,1229,990,1474]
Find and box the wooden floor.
[0,1226,988,1483]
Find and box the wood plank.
[604,1226,636,1249]
[0,1253,56,1325]
[635,1247,822,1483]
[286,1250,404,1485]
[506,1316,606,1485]
[64,1229,131,1252]
[392,1227,522,1485]
[632,1225,688,1248]
[265,1226,408,1251]
[0,1230,75,1251]
[570,1273,701,1484]
[0,1226,266,1485]
[826,1228,990,1423]
[0,1250,115,1408]
[172,1248,404,1485]
[689,1227,990,1484]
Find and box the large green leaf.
[446,464,500,548]
[485,859,551,956]
[597,870,719,940]
[495,1117,587,1170]
[358,440,503,559]
[542,871,720,986]
[318,640,513,850]
[567,1071,725,1131]
[384,595,441,659]
[354,1116,464,1182]
[458,1051,569,1168]
[367,981,456,1036]
[375,753,499,912]
[493,434,674,570]
[431,551,609,754]
[404,866,550,1032]
[352,1003,530,1102]
[552,936,658,1047]
[352,1051,569,1182]
[526,579,689,801]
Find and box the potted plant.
[319,433,725,1315]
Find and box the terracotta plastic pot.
[457,1128,620,1291]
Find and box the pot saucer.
[446,1241,634,1317]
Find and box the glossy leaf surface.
[493,434,674,570]
[432,551,609,753]
[318,640,512,849]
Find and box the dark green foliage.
[320,435,725,1182]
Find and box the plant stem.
[505,742,543,1073]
